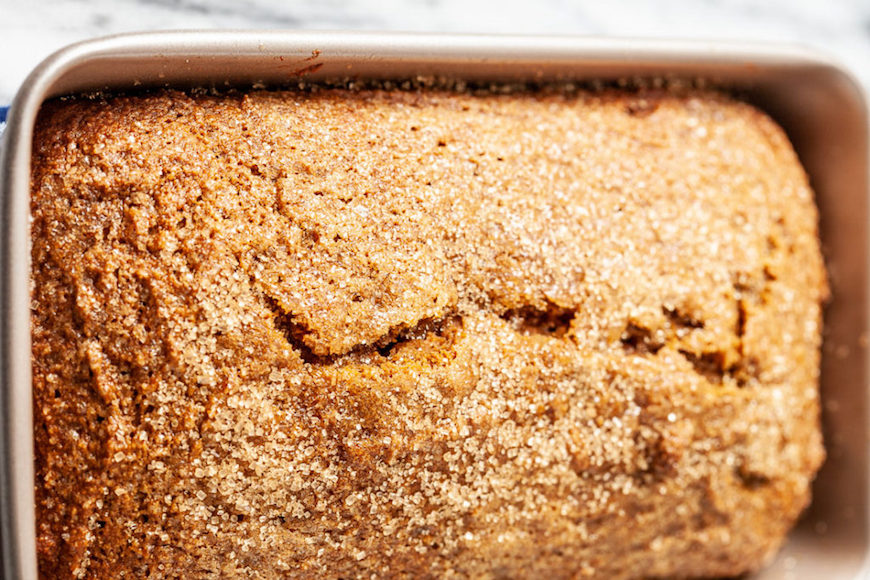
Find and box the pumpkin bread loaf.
[31,87,827,578]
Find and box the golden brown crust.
[31,87,826,579]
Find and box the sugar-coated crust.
[31,87,826,579]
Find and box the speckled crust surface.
[31,87,826,579]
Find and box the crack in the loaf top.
[663,306,704,329]
[375,316,453,358]
[262,294,455,364]
[736,299,747,341]
[263,295,323,364]
[498,301,575,338]
[620,297,762,388]
[620,323,663,355]
[678,349,727,384]
[735,463,772,489]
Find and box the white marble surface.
[1,0,869,105]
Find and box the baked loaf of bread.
[31,86,826,579]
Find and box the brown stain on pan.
[272,49,323,76]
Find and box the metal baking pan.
[1,31,867,579]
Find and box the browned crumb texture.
[31,87,826,579]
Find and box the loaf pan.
[1,31,867,579]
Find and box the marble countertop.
[1,0,869,105]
